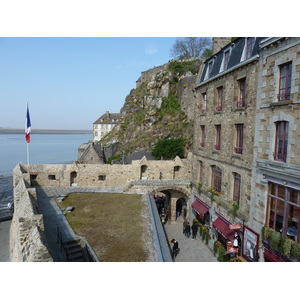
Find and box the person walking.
[185,222,191,238]
[183,219,188,234]
[191,222,198,239]
[170,239,179,260]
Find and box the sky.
[0,37,179,130]
[0,2,292,131]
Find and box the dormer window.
[246,37,255,59]
[204,60,214,80]
[220,49,231,73]
[241,37,256,62]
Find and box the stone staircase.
[63,238,86,262]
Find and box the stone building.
[191,37,266,260]
[77,142,104,164]
[250,37,300,261]
[93,111,121,142]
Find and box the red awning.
[212,217,235,241]
[192,199,209,217]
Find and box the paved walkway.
[164,216,218,262]
[0,220,11,262]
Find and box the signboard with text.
[229,224,242,230]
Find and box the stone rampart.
[10,165,53,262]
[18,155,192,188]
[10,155,192,261]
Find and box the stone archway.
[150,186,190,223]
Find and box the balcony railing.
[277,93,290,102]
[236,100,245,108]
[234,146,243,154]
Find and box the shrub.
[291,241,300,259]
[218,245,226,262]
[280,236,292,257]
[151,138,185,160]
[167,59,199,75]
[270,231,281,251]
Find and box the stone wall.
[10,165,53,262]
[20,155,192,188]
[136,64,168,88]
[250,37,300,236]
[192,59,259,223]
[177,74,198,121]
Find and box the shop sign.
[229,224,242,230]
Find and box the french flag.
[25,103,31,143]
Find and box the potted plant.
[228,201,239,217]
[218,244,226,262]
[214,240,222,256]
[280,236,292,257]
[291,241,300,259]
[262,225,273,240]
[197,182,202,194]
[270,230,281,251]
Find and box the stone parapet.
[10,170,53,262]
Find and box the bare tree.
[170,37,212,60]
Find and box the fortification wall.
[10,165,53,262]
[19,156,192,188]
[10,155,192,261]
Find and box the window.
[215,125,221,150]
[235,124,244,154]
[174,166,181,179]
[48,175,56,180]
[98,175,106,181]
[233,173,241,204]
[201,92,207,114]
[199,161,204,182]
[200,125,205,147]
[204,60,214,80]
[30,174,37,181]
[245,37,255,59]
[223,50,230,70]
[267,182,300,241]
[237,78,246,108]
[278,62,292,101]
[211,166,222,192]
[216,86,223,111]
[274,121,289,162]
[208,61,213,77]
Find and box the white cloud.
[145,46,158,55]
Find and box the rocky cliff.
[100,59,200,161]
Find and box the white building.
[93,111,121,142]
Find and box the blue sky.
[0,2,289,131]
[0,37,180,130]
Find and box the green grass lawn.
[56,193,151,262]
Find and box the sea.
[0,133,92,176]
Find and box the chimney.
[106,111,110,119]
[212,37,232,55]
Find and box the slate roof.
[198,37,267,85]
[93,112,121,124]
[124,151,155,164]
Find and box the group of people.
[183,219,199,239]
[154,195,169,224]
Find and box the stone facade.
[251,37,300,261]
[192,38,262,222]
